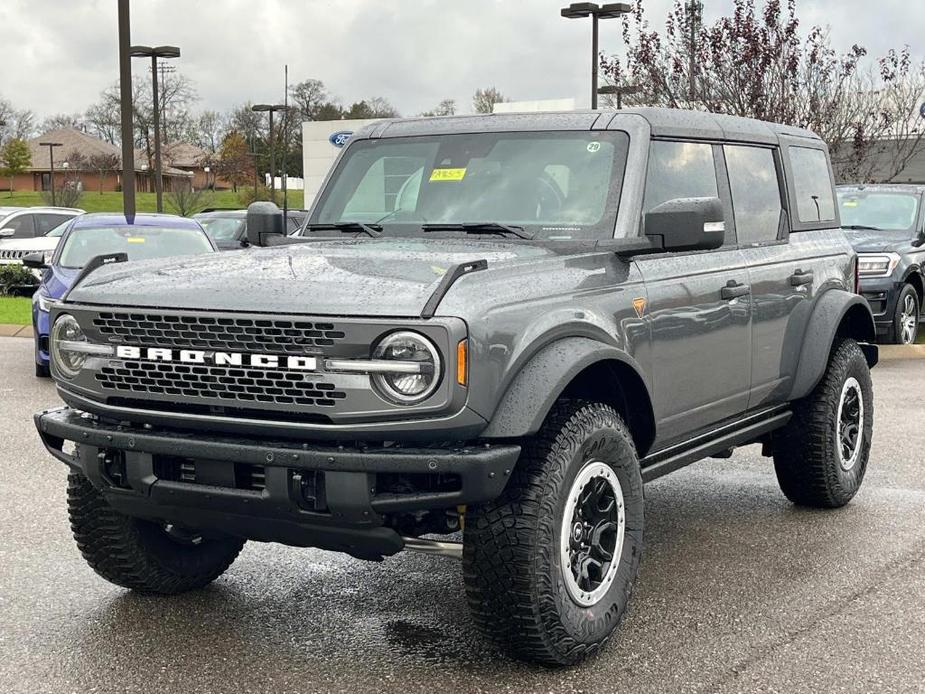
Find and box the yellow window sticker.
[126,237,146,243]
[843,199,859,207]
[430,168,467,182]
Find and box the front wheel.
[68,471,244,594]
[463,400,644,666]
[773,339,873,508]
[889,284,919,345]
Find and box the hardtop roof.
[359,107,822,146]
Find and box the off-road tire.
[463,400,644,666]
[67,471,244,594]
[773,339,873,508]
[887,283,919,345]
[35,362,49,378]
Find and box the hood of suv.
[64,237,565,316]
[843,228,916,254]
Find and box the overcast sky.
[2,0,923,121]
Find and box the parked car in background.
[25,213,216,377]
[0,217,81,278]
[195,208,308,250]
[0,207,84,262]
[837,184,925,344]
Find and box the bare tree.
[166,179,212,216]
[289,79,330,121]
[600,0,925,182]
[473,86,508,114]
[420,99,457,117]
[0,96,35,141]
[39,113,87,133]
[86,152,121,195]
[194,110,228,154]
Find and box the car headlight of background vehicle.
[857,252,901,278]
[370,331,442,404]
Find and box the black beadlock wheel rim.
[837,376,864,471]
[559,461,626,607]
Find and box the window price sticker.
[430,168,467,182]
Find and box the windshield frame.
[306,130,631,242]
[54,224,215,269]
[836,189,923,236]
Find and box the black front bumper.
[35,407,520,560]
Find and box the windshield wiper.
[304,222,383,238]
[422,222,534,240]
[843,224,883,231]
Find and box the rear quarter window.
[789,146,836,224]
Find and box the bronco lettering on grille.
[114,345,317,370]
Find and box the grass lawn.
[0,296,32,325]
[0,189,305,215]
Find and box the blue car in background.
[24,213,217,377]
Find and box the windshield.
[58,225,214,269]
[45,219,72,237]
[197,216,244,240]
[837,191,920,233]
[311,131,629,240]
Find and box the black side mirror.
[246,202,285,247]
[644,197,725,252]
[22,252,48,269]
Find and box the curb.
[0,323,33,338]
[877,344,925,360]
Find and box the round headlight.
[50,313,87,379]
[371,331,442,404]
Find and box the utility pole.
[686,0,703,105]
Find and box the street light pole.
[117,0,135,217]
[39,141,63,206]
[130,45,181,213]
[561,3,631,109]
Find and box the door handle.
[721,280,751,300]
[789,269,814,286]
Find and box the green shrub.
[237,185,283,207]
[0,264,38,296]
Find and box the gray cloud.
[2,0,923,120]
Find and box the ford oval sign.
[329,131,353,148]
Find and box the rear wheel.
[888,284,919,345]
[463,400,644,666]
[67,471,244,594]
[773,339,873,508]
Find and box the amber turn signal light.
[457,340,468,386]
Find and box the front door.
[637,140,752,447]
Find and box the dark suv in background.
[837,185,925,344]
[36,109,877,667]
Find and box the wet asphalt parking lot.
[1,335,924,694]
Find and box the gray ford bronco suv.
[35,108,878,666]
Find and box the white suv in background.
[0,207,84,263]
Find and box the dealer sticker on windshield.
[430,167,467,182]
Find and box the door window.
[35,213,73,235]
[789,146,836,223]
[724,145,784,244]
[643,141,718,213]
[2,214,35,238]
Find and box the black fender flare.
[789,290,877,401]
[480,337,654,443]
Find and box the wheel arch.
[480,337,656,457]
[901,269,923,305]
[789,290,878,401]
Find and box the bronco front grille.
[92,312,346,354]
[0,249,28,261]
[96,360,347,407]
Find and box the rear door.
[734,142,842,409]
[637,140,752,447]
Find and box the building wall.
[302,118,381,206]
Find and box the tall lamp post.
[597,84,641,109]
[251,103,289,197]
[560,2,631,109]
[130,44,181,213]
[39,141,63,206]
